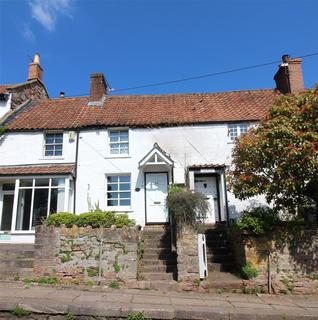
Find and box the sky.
[0,0,317,98]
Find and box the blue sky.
[0,0,317,98]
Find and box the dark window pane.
[2,183,15,191]
[46,145,54,151]
[107,192,119,199]
[32,189,49,228]
[107,176,118,183]
[55,150,63,156]
[119,183,130,191]
[119,176,130,183]
[0,194,14,231]
[45,150,54,156]
[107,200,118,206]
[16,189,32,230]
[20,179,33,187]
[120,199,130,206]
[107,184,118,191]
[119,192,130,199]
[35,179,49,186]
[52,178,65,187]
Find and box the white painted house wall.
[0,94,11,119]
[0,123,267,235]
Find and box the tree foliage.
[229,86,318,214]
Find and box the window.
[107,175,131,206]
[15,178,67,231]
[228,123,249,141]
[109,130,129,155]
[44,133,63,157]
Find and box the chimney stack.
[274,55,304,94]
[28,53,43,82]
[59,91,65,98]
[89,73,108,102]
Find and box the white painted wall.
[0,131,77,165]
[0,94,11,119]
[1,123,267,228]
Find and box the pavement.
[0,281,317,319]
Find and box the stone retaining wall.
[229,225,318,294]
[34,225,141,284]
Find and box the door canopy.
[139,143,174,168]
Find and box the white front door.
[145,173,169,224]
[194,175,220,223]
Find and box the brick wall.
[34,225,141,285]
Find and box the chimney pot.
[89,73,108,102]
[28,53,43,81]
[274,55,304,94]
[59,91,65,98]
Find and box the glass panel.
[45,136,55,144]
[239,123,249,134]
[45,150,54,156]
[119,176,130,183]
[119,192,130,199]
[119,183,130,191]
[120,199,130,206]
[0,194,14,231]
[16,189,32,230]
[119,131,128,141]
[20,179,33,187]
[55,150,63,156]
[107,192,119,199]
[35,179,50,186]
[107,200,118,206]
[107,184,118,191]
[32,189,49,229]
[2,183,15,191]
[107,176,119,183]
[52,178,65,187]
[50,188,65,213]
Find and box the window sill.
[105,207,132,212]
[0,231,35,234]
[105,155,131,159]
[39,157,65,160]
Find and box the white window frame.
[106,174,131,210]
[43,131,64,158]
[228,123,250,141]
[0,176,72,235]
[108,129,129,157]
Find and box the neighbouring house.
[0,53,48,122]
[0,54,305,244]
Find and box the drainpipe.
[73,128,80,214]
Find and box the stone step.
[206,247,231,255]
[148,280,178,291]
[0,259,34,269]
[140,259,176,267]
[208,262,236,272]
[139,264,177,273]
[143,239,171,247]
[206,240,230,247]
[209,254,234,264]
[0,250,35,259]
[0,244,35,251]
[143,248,174,255]
[141,272,175,281]
[142,253,177,260]
[0,268,34,279]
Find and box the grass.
[11,306,30,317]
[127,311,145,320]
[109,279,120,289]
[242,285,266,294]
[86,267,98,277]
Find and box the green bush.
[236,206,279,235]
[45,210,135,228]
[241,262,258,279]
[46,212,78,227]
[166,186,209,231]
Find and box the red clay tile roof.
[0,164,75,176]
[5,89,280,130]
[0,85,11,94]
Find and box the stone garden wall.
[176,228,199,280]
[230,225,318,294]
[34,225,141,285]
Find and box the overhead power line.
[110,52,318,93]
